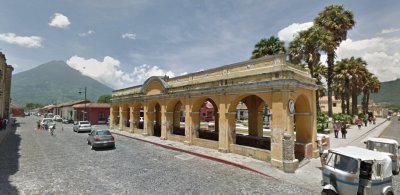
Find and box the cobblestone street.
[0,116,316,195]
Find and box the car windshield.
[96,131,111,136]
[369,142,393,153]
[80,121,89,125]
[334,154,358,174]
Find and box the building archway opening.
[153,103,161,137]
[172,101,185,136]
[294,95,313,161]
[197,99,219,141]
[124,106,130,128]
[133,104,144,130]
[234,95,271,150]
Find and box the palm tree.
[362,73,380,114]
[314,5,355,117]
[288,26,322,76]
[348,57,367,115]
[251,36,286,59]
[333,59,351,114]
[313,63,327,112]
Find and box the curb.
[111,131,277,179]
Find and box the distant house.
[55,100,89,120]
[319,96,343,114]
[11,104,24,117]
[73,103,110,125]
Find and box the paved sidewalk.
[109,118,390,192]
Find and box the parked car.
[73,121,92,133]
[53,115,62,122]
[87,129,115,150]
[364,137,400,174]
[321,146,394,195]
[40,118,56,130]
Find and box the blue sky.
[1,0,400,89]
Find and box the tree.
[314,4,355,117]
[250,36,286,59]
[314,63,327,112]
[333,57,368,115]
[362,73,380,114]
[97,94,112,103]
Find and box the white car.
[73,121,92,133]
[53,115,62,122]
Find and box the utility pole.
[79,87,87,121]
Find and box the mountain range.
[11,61,114,106]
[369,78,400,106]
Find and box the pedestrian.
[363,117,368,127]
[372,116,376,125]
[333,121,340,138]
[356,118,362,129]
[317,136,329,166]
[341,122,347,139]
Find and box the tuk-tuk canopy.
[330,146,392,178]
[330,146,391,161]
[366,137,399,146]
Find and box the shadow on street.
[0,119,21,195]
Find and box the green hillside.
[11,61,114,106]
[369,78,400,105]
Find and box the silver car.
[73,121,92,133]
[87,129,115,150]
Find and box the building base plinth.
[283,159,299,173]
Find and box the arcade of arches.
[110,54,318,172]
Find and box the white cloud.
[49,13,71,29]
[0,33,43,48]
[122,33,136,40]
[381,28,400,34]
[66,55,177,89]
[278,22,313,42]
[78,30,95,37]
[131,64,175,84]
[337,37,400,82]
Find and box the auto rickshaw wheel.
[321,189,337,195]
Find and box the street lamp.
[78,87,87,121]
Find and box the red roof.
[73,103,110,108]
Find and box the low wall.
[230,144,271,161]
[193,138,219,150]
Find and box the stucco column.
[164,112,174,136]
[219,112,236,153]
[160,105,167,140]
[132,110,140,131]
[270,90,295,169]
[119,106,123,131]
[110,107,115,129]
[187,111,199,145]
[129,106,134,133]
[311,90,318,158]
[144,110,154,136]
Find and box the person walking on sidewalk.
[356,117,362,129]
[364,117,368,127]
[333,121,340,138]
[341,122,347,139]
[318,136,329,166]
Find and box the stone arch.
[166,99,186,136]
[229,94,271,150]
[192,97,219,141]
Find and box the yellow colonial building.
[110,54,318,172]
[0,52,14,119]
